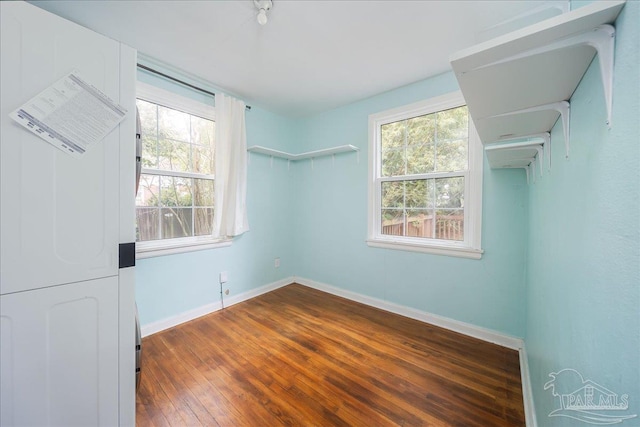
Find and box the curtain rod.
[136,63,251,111]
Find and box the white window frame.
[135,81,230,258]
[367,91,483,259]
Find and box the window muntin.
[135,83,219,251]
[368,92,483,258]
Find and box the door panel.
[0,2,121,294]
[0,277,119,426]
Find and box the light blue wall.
[290,73,529,337]
[135,67,298,325]
[525,1,640,424]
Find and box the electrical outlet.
[220,271,228,284]
[275,257,280,268]
[225,289,229,295]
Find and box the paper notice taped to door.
[10,71,127,158]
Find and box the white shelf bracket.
[590,25,616,128]
[541,132,551,172]
[270,155,274,169]
[558,101,570,158]
[530,161,536,184]
[534,146,543,177]
[287,159,291,170]
[523,132,551,172]
[525,166,530,185]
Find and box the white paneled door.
[0,277,119,426]
[0,2,136,426]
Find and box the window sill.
[136,238,232,259]
[366,238,483,260]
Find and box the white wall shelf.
[450,0,625,157]
[247,144,359,161]
[485,133,550,184]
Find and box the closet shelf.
[450,0,625,157]
[247,144,359,161]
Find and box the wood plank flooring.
[136,283,524,426]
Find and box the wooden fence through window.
[382,214,464,241]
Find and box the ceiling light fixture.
[254,0,273,26]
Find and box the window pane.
[406,209,433,238]
[158,138,191,172]
[160,176,192,207]
[381,148,405,177]
[436,106,468,140]
[381,209,404,236]
[436,139,468,172]
[435,210,464,241]
[191,115,214,145]
[161,208,193,239]
[405,180,425,208]
[381,121,405,150]
[436,177,464,209]
[142,137,158,169]
[193,144,214,176]
[193,179,214,207]
[194,208,214,236]
[136,174,159,207]
[136,208,160,241]
[406,114,435,175]
[407,143,435,175]
[405,179,433,209]
[191,116,215,175]
[137,100,157,138]
[381,181,403,208]
[158,105,190,143]
[137,99,158,168]
[407,114,435,146]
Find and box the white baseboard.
[293,276,524,350]
[222,277,292,308]
[140,277,292,337]
[519,344,538,427]
[141,301,221,337]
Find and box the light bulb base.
[257,9,268,25]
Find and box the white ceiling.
[30,1,564,118]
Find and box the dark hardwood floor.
[136,283,524,426]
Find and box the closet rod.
[136,63,251,111]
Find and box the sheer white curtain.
[213,93,249,238]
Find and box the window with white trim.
[367,91,483,259]
[136,82,226,256]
